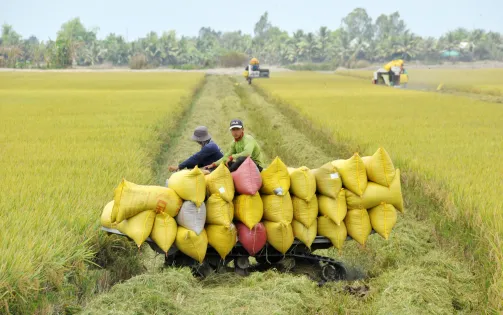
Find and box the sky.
[1,0,501,41]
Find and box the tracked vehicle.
[101,226,372,284]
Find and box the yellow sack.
[205,163,235,203]
[332,154,368,196]
[384,59,403,71]
[346,169,404,212]
[206,224,238,259]
[264,221,294,254]
[288,166,316,202]
[260,157,290,196]
[362,147,396,187]
[168,167,206,207]
[205,194,234,227]
[394,59,404,67]
[369,203,397,240]
[234,193,263,230]
[150,213,177,253]
[344,209,372,246]
[318,189,347,225]
[175,227,208,263]
[317,216,347,250]
[262,192,293,223]
[112,179,183,223]
[292,220,317,249]
[384,61,393,71]
[243,70,249,77]
[292,195,318,227]
[117,210,156,247]
[101,200,116,228]
[312,162,342,199]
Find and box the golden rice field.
[338,68,503,95]
[2,69,502,313]
[82,75,484,314]
[0,72,204,312]
[255,72,503,306]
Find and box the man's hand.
[168,165,179,172]
[203,163,216,170]
[225,156,233,167]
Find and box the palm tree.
[83,40,106,66]
[292,30,307,62]
[305,32,319,62]
[417,37,438,61]
[393,31,420,60]
[333,29,352,67]
[159,31,179,66]
[318,26,331,62]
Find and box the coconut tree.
[317,26,331,62]
[393,31,420,60]
[159,30,179,66]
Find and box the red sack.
[231,157,262,195]
[236,222,267,256]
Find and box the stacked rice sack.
[100,147,403,261]
[232,157,267,256]
[260,157,294,254]
[101,167,209,263]
[344,148,403,242]
[101,179,183,253]
[204,164,237,260]
[331,148,403,247]
[312,162,348,250]
[168,167,207,263]
[332,154,371,247]
[288,166,318,249]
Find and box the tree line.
[1,8,502,70]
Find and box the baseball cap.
[229,119,243,130]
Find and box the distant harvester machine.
[372,59,408,88]
[243,57,270,84]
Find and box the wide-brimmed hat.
[191,126,211,141]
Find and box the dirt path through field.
[156,75,270,186]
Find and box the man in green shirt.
[204,119,265,172]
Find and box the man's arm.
[179,146,212,169]
[213,142,236,166]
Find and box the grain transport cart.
[101,226,373,285]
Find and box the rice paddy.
[1,69,501,313]
[255,72,503,309]
[0,72,204,313]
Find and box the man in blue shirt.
[168,126,223,172]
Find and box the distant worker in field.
[168,126,223,172]
[204,119,265,172]
[384,59,404,86]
